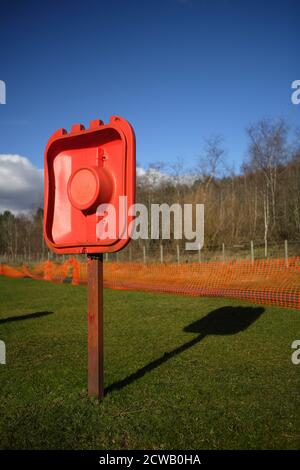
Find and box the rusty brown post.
[87,254,104,399]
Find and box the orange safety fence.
[1,257,300,310]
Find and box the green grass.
[0,276,299,450]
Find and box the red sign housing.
[44,116,136,254]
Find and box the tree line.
[0,118,299,261]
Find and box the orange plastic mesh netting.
[1,257,300,310]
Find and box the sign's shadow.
[105,305,264,395]
[0,311,53,325]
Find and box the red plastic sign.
[44,116,136,254]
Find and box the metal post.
[160,244,163,263]
[177,245,180,264]
[129,247,132,262]
[87,254,104,400]
[198,248,201,263]
[250,240,254,265]
[222,243,225,262]
[143,246,146,264]
[285,239,288,267]
[105,252,108,262]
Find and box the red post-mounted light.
[43,116,136,400]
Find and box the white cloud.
[0,157,198,214]
[136,166,146,177]
[0,155,43,214]
[137,165,197,187]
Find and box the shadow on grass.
[105,305,264,395]
[0,311,53,324]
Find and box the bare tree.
[246,118,288,233]
[197,135,226,201]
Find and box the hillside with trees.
[0,118,299,261]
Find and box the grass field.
[0,276,299,450]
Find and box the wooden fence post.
[264,239,268,258]
[250,240,254,265]
[177,245,180,265]
[160,244,163,263]
[285,239,288,267]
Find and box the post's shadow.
[105,305,264,395]
[0,311,53,324]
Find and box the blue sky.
[0,0,299,174]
